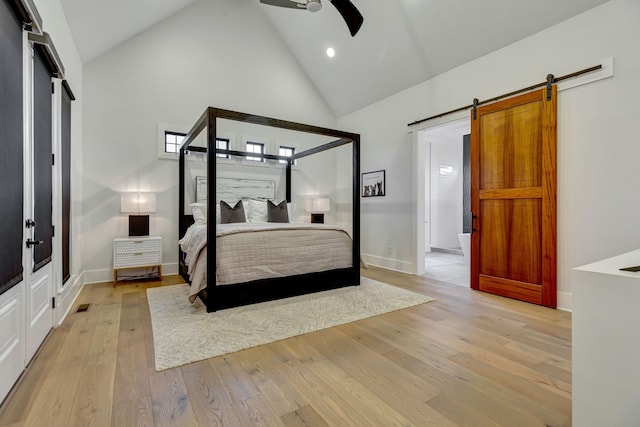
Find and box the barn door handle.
[26,239,44,248]
[471,213,478,234]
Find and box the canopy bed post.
[206,107,218,308]
[352,135,361,285]
[178,140,186,279]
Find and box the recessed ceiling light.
[326,47,335,58]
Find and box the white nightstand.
[113,236,162,285]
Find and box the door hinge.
[52,297,56,309]
[52,225,55,237]
[52,153,55,165]
[51,82,55,94]
[472,98,479,120]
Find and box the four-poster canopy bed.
[178,107,361,312]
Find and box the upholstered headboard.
[195,176,276,203]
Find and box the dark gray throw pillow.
[220,200,246,223]
[267,200,289,223]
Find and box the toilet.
[458,233,470,264]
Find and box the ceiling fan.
[259,0,364,37]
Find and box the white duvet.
[179,222,354,303]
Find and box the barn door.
[470,86,557,308]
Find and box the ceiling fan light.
[306,0,322,13]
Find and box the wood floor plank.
[279,338,416,427]
[428,390,504,427]
[271,348,373,426]
[0,325,68,424]
[20,302,105,427]
[21,360,83,427]
[147,365,198,426]
[239,393,287,427]
[112,396,154,427]
[207,354,261,404]
[66,351,118,426]
[293,330,456,426]
[140,293,158,369]
[113,297,151,405]
[67,301,120,426]
[180,360,243,427]
[395,310,572,399]
[449,352,571,418]
[0,269,573,427]
[280,404,330,427]
[234,345,307,417]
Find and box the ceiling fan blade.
[329,0,363,36]
[260,0,305,10]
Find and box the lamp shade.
[305,197,330,213]
[121,192,156,213]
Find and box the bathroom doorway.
[417,117,470,286]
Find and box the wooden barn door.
[470,86,557,308]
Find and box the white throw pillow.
[248,199,268,222]
[190,203,207,224]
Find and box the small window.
[165,131,186,154]
[216,138,230,159]
[246,141,265,162]
[279,145,295,164]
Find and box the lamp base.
[310,213,324,224]
[129,215,150,236]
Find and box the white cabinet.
[573,249,640,427]
[113,236,162,285]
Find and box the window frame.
[157,123,189,160]
[164,130,186,155]
[216,138,230,159]
[158,124,235,163]
[278,145,295,165]
[245,141,265,162]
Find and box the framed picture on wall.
[362,170,385,197]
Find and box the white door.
[23,37,53,364]
[0,285,25,403]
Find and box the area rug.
[147,277,434,371]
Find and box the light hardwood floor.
[0,267,572,426]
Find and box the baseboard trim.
[431,247,464,256]
[557,291,572,312]
[362,254,414,275]
[83,262,179,285]
[55,273,84,326]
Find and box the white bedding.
[179,222,354,303]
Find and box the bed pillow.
[267,200,289,223]
[190,203,207,225]
[247,199,268,222]
[220,200,246,223]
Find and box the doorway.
[417,117,470,286]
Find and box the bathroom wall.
[429,139,464,249]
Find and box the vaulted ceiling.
[60,0,609,117]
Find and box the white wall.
[429,140,463,249]
[339,0,640,309]
[82,0,339,280]
[33,0,84,321]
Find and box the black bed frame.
[178,107,361,312]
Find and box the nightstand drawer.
[114,238,161,254]
[114,251,161,268]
